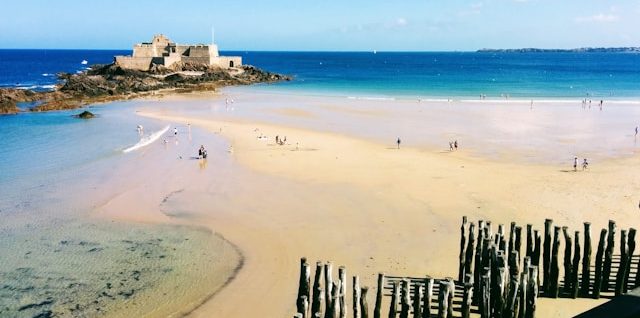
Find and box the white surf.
[123,125,170,153]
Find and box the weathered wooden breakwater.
[293,216,638,318]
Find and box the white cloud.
[396,18,408,26]
[575,13,619,23]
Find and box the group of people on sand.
[198,145,208,159]
[573,157,588,172]
[275,135,287,145]
[448,140,459,151]
[581,99,604,110]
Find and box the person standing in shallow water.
[397,137,401,149]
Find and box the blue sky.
[1,0,639,51]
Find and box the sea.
[2,49,640,99]
[2,48,640,198]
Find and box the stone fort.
[114,34,242,71]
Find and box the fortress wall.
[187,46,212,58]
[216,56,243,68]
[163,54,181,68]
[132,45,156,58]
[182,56,211,65]
[114,56,153,71]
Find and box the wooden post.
[331,282,340,318]
[361,287,370,318]
[339,266,347,318]
[400,279,411,318]
[580,223,592,297]
[542,219,553,294]
[517,272,527,318]
[602,220,616,292]
[465,223,476,282]
[312,261,324,318]
[298,258,312,315]
[462,274,473,318]
[515,226,523,264]
[354,276,361,318]
[301,296,310,318]
[481,272,491,318]
[438,280,454,318]
[460,216,468,282]
[374,273,384,318]
[571,231,581,299]
[615,229,628,296]
[509,250,520,278]
[526,266,538,318]
[509,222,516,256]
[549,226,560,298]
[413,281,423,318]
[423,277,433,318]
[593,229,607,299]
[447,278,455,318]
[562,226,572,294]
[474,220,485,304]
[324,262,334,318]
[495,264,507,318]
[626,228,636,293]
[533,230,541,267]
[389,281,399,318]
[526,224,534,258]
[505,274,520,318]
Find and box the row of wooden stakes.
[459,217,638,300]
[293,258,464,318]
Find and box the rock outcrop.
[0,63,291,113]
[0,89,38,114]
[74,110,95,119]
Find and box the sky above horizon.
[1,0,639,51]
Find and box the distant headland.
[477,47,640,53]
[0,34,290,114]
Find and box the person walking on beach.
[449,141,454,151]
[635,126,638,137]
[573,157,578,172]
[582,158,589,171]
[174,127,178,136]
[397,137,401,149]
[275,135,279,144]
[454,140,458,150]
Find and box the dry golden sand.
[132,97,640,318]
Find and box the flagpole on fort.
[211,26,215,45]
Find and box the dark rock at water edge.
[74,111,95,119]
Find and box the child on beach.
[582,158,588,170]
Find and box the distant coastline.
[477,47,640,53]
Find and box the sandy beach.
[84,89,640,317]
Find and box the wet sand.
[127,90,640,317]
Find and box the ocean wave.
[347,96,396,101]
[122,125,170,153]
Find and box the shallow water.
[0,101,242,317]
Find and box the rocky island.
[0,34,290,114]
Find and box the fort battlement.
[114,34,241,71]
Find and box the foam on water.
[123,125,170,153]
